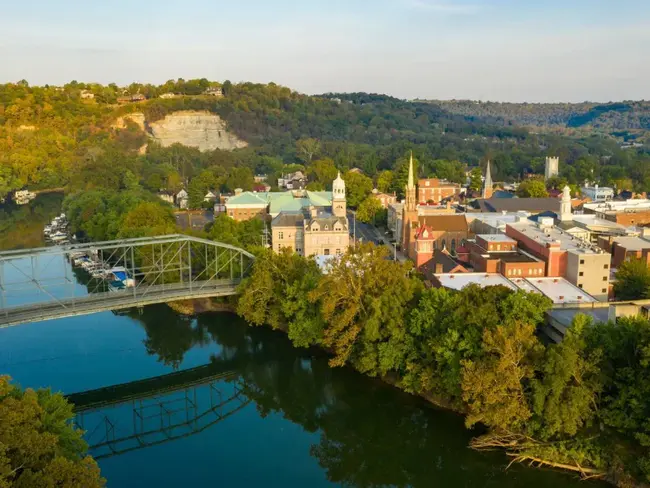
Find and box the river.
[0,195,605,487]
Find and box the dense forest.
[421,99,650,142]
[1,79,650,210]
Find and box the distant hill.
[419,99,650,140]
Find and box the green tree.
[296,138,321,164]
[207,213,264,250]
[530,315,602,439]
[356,195,383,224]
[309,244,421,375]
[343,171,373,208]
[462,321,544,432]
[0,376,105,487]
[376,170,394,193]
[469,167,482,192]
[308,158,338,188]
[118,201,176,238]
[517,179,549,198]
[614,257,650,300]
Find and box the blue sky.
[1,0,649,102]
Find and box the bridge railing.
[0,235,254,327]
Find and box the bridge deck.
[0,279,240,328]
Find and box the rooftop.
[486,251,539,263]
[508,220,604,254]
[584,199,650,214]
[474,197,562,214]
[512,277,597,304]
[433,273,517,291]
[611,236,650,251]
[477,234,517,243]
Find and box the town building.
[80,90,94,100]
[372,190,397,208]
[159,93,179,99]
[175,189,189,209]
[278,171,307,190]
[597,235,650,268]
[271,173,349,256]
[224,190,269,221]
[117,94,146,104]
[473,197,563,214]
[417,178,462,204]
[468,234,546,278]
[158,191,175,205]
[544,156,559,180]
[387,202,404,243]
[432,272,597,305]
[581,185,614,202]
[583,199,650,227]
[505,217,611,301]
[204,87,223,97]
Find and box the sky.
[1,0,649,102]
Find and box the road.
[348,211,406,262]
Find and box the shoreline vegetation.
[233,244,650,487]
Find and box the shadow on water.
[0,193,64,250]
[85,305,607,488]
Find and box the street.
[348,211,407,262]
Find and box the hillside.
[1,79,650,203]
[421,99,650,141]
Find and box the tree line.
[237,244,650,485]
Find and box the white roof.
[508,220,604,254]
[516,277,597,304]
[436,273,598,304]
[434,273,517,291]
[611,236,650,251]
[477,234,517,243]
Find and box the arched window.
[451,239,456,254]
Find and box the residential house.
[175,189,189,209]
[204,87,223,97]
[372,190,397,208]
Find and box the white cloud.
[406,0,480,14]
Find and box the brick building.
[506,218,611,301]
[418,178,462,204]
[469,234,545,278]
[598,236,650,268]
[372,190,397,208]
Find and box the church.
[401,153,469,268]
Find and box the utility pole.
[353,212,356,249]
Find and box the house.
[372,190,397,208]
[204,87,223,97]
[13,190,36,205]
[278,171,307,190]
[204,191,217,202]
[175,189,189,209]
[117,94,146,104]
[420,249,468,283]
[158,191,175,205]
[80,89,94,100]
[159,93,179,99]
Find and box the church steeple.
[405,151,417,211]
[332,171,346,217]
[482,160,493,199]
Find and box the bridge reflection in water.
[0,234,254,327]
[66,362,251,460]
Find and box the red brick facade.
[417,179,461,204]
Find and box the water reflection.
[0,193,64,250]
[107,308,602,488]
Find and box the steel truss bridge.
[66,362,250,459]
[0,235,255,327]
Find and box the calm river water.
[0,196,605,487]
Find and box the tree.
[614,257,650,300]
[0,376,105,487]
[356,196,383,224]
[309,244,421,375]
[462,321,544,432]
[376,170,394,193]
[296,138,321,164]
[469,167,482,192]
[517,179,549,198]
[308,158,338,188]
[118,202,176,238]
[343,171,373,208]
[207,213,264,250]
[530,314,602,439]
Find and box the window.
[580,259,585,264]
[324,225,329,230]
[602,288,607,293]
[604,264,609,269]
[517,269,522,276]
[579,272,584,277]
[451,239,456,253]
[507,269,512,276]
[324,249,330,255]
[603,276,608,281]
[578,284,583,288]
[278,232,284,239]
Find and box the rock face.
[148,110,247,151]
[112,113,146,131]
